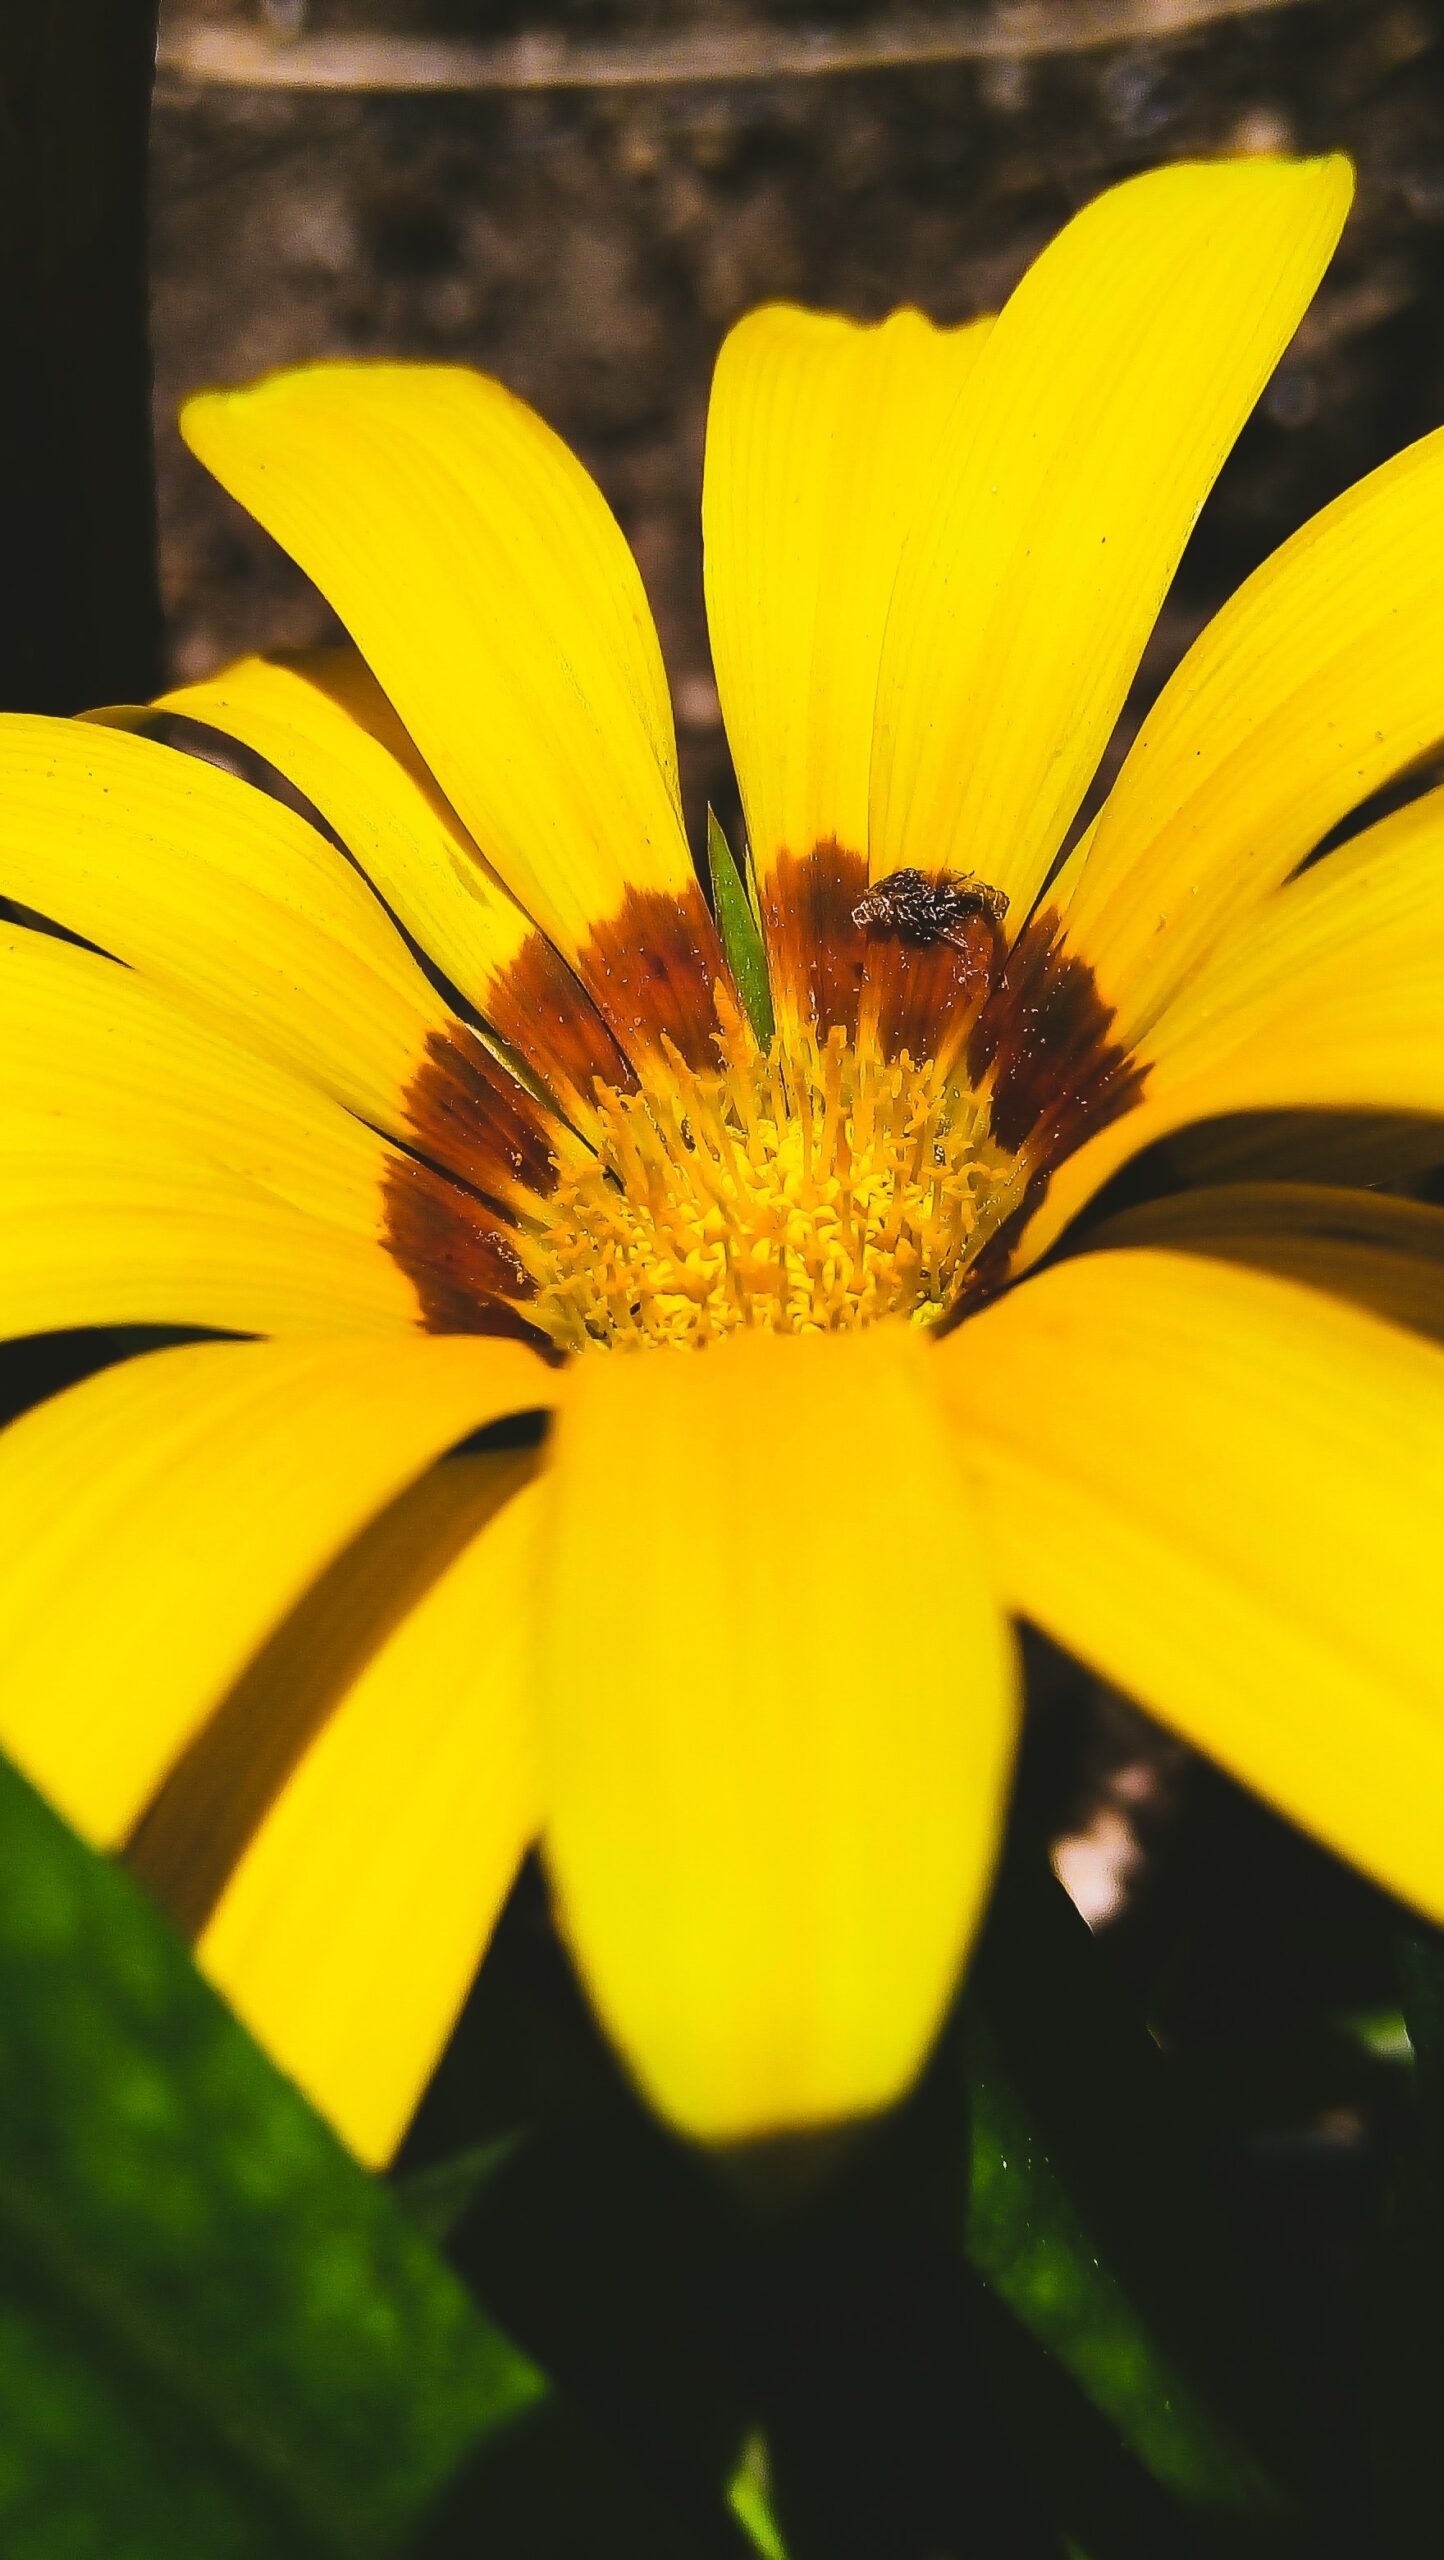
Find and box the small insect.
[851,866,1010,952]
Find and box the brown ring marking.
[967,906,1147,1164]
[388,891,1144,1340]
[762,841,871,1043]
[401,1021,568,1208]
[482,925,637,1118]
[929,908,1149,1328]
[574,877,729,1075]
[764,842,1006,1062]
[379,889,736,1336]
[381,1145,549,1341]
[862,906,1006,1068]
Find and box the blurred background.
[151,0,1444,844]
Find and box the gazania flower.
[3,152,1444,2166]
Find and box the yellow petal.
[940,1248,1444,1919]
[870,155,1351,918]
[1063,420,1444,1038]
[1079,1181,1444,1346]
[0,920,544,1341]
[0,1117,419,1338]
[149,1457,542,2167]
[0,921,403,1234]
[539,1323,1017,2142]
[1154,781,1444,1059]
[159,648,536,988]
[0,713,575,1214]
[157,650,633,1127]
[181,363,697,966]
[0,714,433,1119]
[704,305,993,887]
[1019,783,1444,1267]
[0,1334,552,1846]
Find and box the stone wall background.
[151,1,1444,843]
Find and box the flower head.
[4,153,1444,2161]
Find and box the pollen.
[522,994,1025,1353]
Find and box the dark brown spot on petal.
[575,878,726,1074]
[865,906,1006,1069]
[402,1020,568,1208]
[763,840,870,1041]
[481,926,636,1119]
[382,1026,574,1338]
[765,842,1005,1063]
[126,1451,540,1938]
[967,906,1147,1164]
[382,1148,545,1340]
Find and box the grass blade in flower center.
[707,806,775,1045]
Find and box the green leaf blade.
[958,1856,1352,2549]
[0,1753,696,2557]
[707,809,774,1046]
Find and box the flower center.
[521,996,1025,1353]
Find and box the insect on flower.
[2,153,1444,2170]
[852,864,1009,962]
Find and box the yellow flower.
[2,152,1443,2166]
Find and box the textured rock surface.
[152,2,1444,831]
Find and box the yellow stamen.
[527,993,1024,1353]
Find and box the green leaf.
[754,1852,1349,2557]
[728,2435,788,2557]
[964,2018,1279,2519]
[708,808,774,1045]
[959,1854,1351,2550]
[0,1753,698,2558]
[394,2134,522,2248]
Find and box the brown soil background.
[151,0,1444,847]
